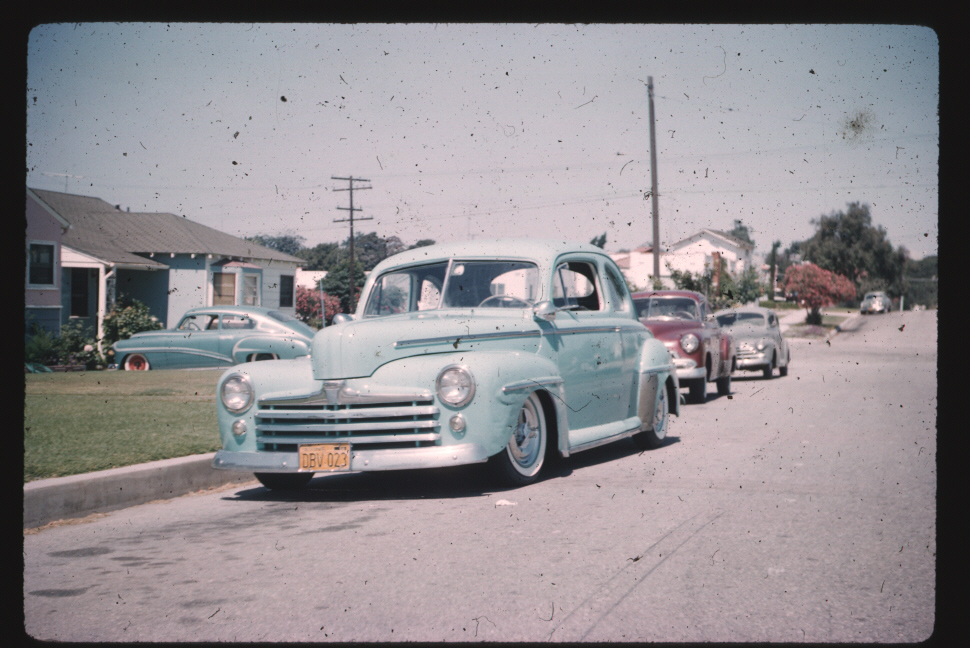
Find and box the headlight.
[756,340,766,351]
[680,333,699,354]
[436,365,475,407]
[221,373,254,413]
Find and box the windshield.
[716,312,765,327]
[633,296,700,321]
[363,260,540,317]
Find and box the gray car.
[714,306,790,379]
[860,291,892,314]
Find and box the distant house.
[25,188,303,344]
[611,229,755,290]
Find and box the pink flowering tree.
[784,262,856,325]
[295,286,343,328]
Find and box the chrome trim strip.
[257,405,439,419]
[395,329,541,348]
[568,424,641,454]
[395,323,644,348]
[256,432,441,445]
[640,363,675,375]
[256,420,440,433]
[258,388,434,407]
[501,377,565,393]
[117,347,231,362]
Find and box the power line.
[332,175,372,312]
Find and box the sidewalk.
[23,454,256,529]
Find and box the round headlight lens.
[221,373,254,413]
[680,333,700,354]
[756,340,766,351]
[436,365,475,407]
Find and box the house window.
[243,274,259,306]
[70,268,90,317]
[28,243,55,286]
[213,272,235,305]
[279,275,294,308]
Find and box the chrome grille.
[255,398,441,450]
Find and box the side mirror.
[331,313,354,325]
[532,301,557,321]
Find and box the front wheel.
[255,472,314,490]
[716,373,731,396]
[488,391,548,487]
[633,379,669,450]
[123,354,150,371]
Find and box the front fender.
[636,338,679,421]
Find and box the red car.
[631,290,735,403]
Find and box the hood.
[311,310,543,380]
[725,325,769,343]
[638,318,704,342]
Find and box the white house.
[611,229,755,290]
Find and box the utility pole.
[332,176,372,312]
[647,76,661,285]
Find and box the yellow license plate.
[298,443,351,472]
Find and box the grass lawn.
[24,369,225,482]
[784,310,852,338]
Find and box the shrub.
[102,298,164,349]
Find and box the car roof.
[180,305,274,317]
[370,238,610,274]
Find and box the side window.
[417,275,442,311]
[221,315,255,330]
[603,264,630,312]
[768,313,777,328]
[178,314,218,330]
[552,261,601,311]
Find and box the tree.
[800,202,905,299]
[784,262,856,325]
[408,239,436,250]
[320,259,366,314]
[729,219,754,247]
[296,242,341,271]
[246,234,306,257]
[590,233,607,249]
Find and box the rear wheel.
[633,379,669,450]
[251,353,278,361]
[255,473,314,490]
[488,391,547,487]
[123,354,150,371]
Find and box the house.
[611,229,755,290]
[25,188,303,345]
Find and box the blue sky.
[26,23,938,260]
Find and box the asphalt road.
[23,310,937,642]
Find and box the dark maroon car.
[631,290,735,403]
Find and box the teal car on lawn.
[212,239,679,490]
[113,306,315,371]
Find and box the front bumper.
[213,443,490,474]
[735,351,769,370]
[671,356,705,381]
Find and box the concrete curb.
[23,453,256,529]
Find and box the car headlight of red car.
[680,333,699,354]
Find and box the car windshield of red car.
[633,297,699,321]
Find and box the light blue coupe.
[212,240,679,489]
[113,306,315,371]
